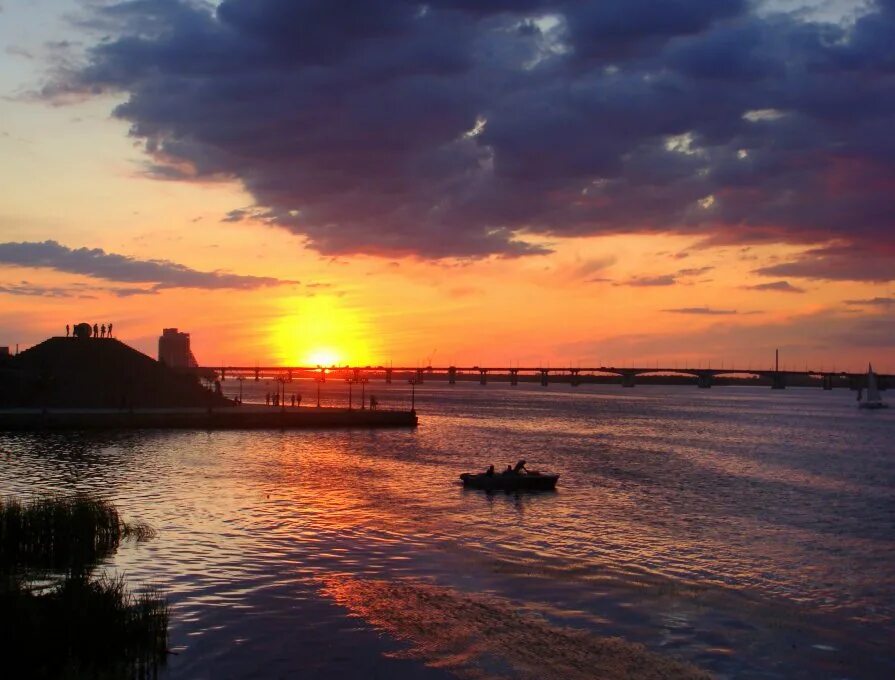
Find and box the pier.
[0,405,417,431]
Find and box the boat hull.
[459,472,559,491]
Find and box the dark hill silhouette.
[0,337,232,409]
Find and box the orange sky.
[0,1,892,373]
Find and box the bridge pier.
[539,369,549,386]
[385,368,392,384]
[570,369,581,387]
[254,368,260,382]
[220,368,226,381]
[697,373,713,389]
[622,372,636,388]
[479,369,488,385]
[822,375,833,390]
[509,369,518,386]
[448,366,456,384]
[416,368,424,384]
[287,369,293,383]
[771,373,786,390]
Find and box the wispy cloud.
[677,266,714,277]
[662,307,737,315]
[0,240,298,292]
[743,280,805,293]
[616,274,677,287]
[844,297,895,307]
[0,282,91,298]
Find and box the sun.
[272,295,374,366]
[306,348,341,367]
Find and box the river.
[1,383,892,678]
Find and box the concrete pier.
[0,406,418,431]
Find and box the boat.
[858,364,888,409]
[460,470,559,491]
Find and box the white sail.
[866,364,881,403]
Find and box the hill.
[0,337,232,409]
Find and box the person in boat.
[485,464,495,476]
[513,459,528,474]
[503,464,513,475]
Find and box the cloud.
[616,274,677,287]
[663,306,737,315]
[0,240,298,292]
[41,0,895,265]
[844,296,895,307]
[572,255,616,279]
[0,282,84,298]
[677,266,714,276]
[743,280,806,293]
[754,244,895,282]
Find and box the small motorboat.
[460,470,559,491]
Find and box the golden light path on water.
[1,384,893,678]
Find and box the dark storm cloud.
[0,240,297,291]
[46,0,895,267]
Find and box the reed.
[0,494,153,575]
[0,495,168,678]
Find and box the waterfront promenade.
[0,404,417,431]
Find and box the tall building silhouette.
[158,328,198,368]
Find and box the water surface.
[1,384,892,678]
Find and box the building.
[158,328,198,368]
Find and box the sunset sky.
[1,0,892,371]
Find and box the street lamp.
[408,377,420,413]
[277,375,287,412]
[360,376,369,409]
[315,368,325,408]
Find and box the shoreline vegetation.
[0,495,169,678]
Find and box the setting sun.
[272,296,375,366]
[306,348,341,367]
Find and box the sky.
[0,0,893,371]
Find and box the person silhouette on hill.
[65,324,70,337]
[100,324,106,338]
[93,323,99,337]
[108,322,113,337]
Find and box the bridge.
[192,363,891,391]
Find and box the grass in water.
[0,495,168,678]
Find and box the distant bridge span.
[190,364,890,390]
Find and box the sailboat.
[858,364,888,409]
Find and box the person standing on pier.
[265,392,270,406]
[100,324,106,338]
[65,324,70,337]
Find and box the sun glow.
[272,296,375,367]
[306,348,341,367]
